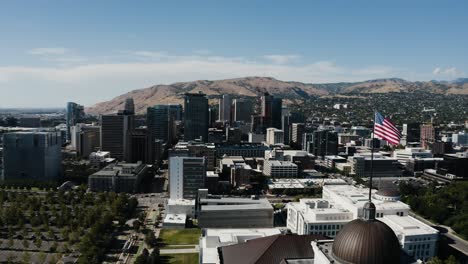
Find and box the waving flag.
[374,112,401,145]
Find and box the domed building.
[375,188,401,202]
[311,202,410,264]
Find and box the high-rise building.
[311,130,338,157]
[266,128,284,145]
[66,102,84,141]
[259,93,282,131]
[291,123,305,148]
[124,97,135,115]
[126,128,153,164]
[420,123,436,149]
[3,132,62,181]
[184,93,209,142]
[232,98,252,123]
[100,114,134,161]
[218,94,232,122]
[271,97,283,129]
[169,156,206,199]
[147,105,181,144]
[402,123,421,145]
[70,124,101,157]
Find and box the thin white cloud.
[263,54,301,64]
[432,67,464,78]
[28,47,69,56]
[0,50,401,107]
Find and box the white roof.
[380,215,439,237]
[168,199,195,206]
[323,185,410,211]
[163,214,186,224]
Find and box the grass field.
[160,253,198,264]
[158,229,201,246]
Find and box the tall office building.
[3,132,62,181]
[311,130,338,157]
[147,105,176,144]
[402,123,421,145]
[126,128,153,164]
[260,93,282,131]
[124,97,135,115]
[70,124,101,157]
[184,93,209,142]
[232,98,252,123]
[218,94,232,122]
[291,123,305,148]
[420,123,436,149]
[266,128,284,145]
[66,102,84,141]
[100,114,134,161]
[169,156,206,199]
[271,97,283,129]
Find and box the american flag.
[374,112,401,145]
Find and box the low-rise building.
[199,228,282,264]
[197,193,274,228]
[393,147,433,166]
[88,162,148,193]
[287,185,439,261]
[263,160,298,177]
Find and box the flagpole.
[369,111,375,202]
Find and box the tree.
[145,232,157,247]
[38,252,47,263]
[34,238,42,249]
[148,247,161,264]
[133,220,142,232]
[22,252,31,264]
[427,257,443,264]
[22,238,29,249]
[445,255,459,264]
[135,248,149,264]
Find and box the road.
[410,211,468,255]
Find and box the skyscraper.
[402,123,421,146]
[70,124,101,157]
[126,128,153,163]
[260,93,282,131]
[232,98,253,123]
[147,104,181,146]
[311,130,338,157]
[66,102,84,141]
[100,114,134,160]
[124,97,135,115]
[271,97,283,129]
[218,94,231,122]
[3,132,62,181]
[184,93,209,142]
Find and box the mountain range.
[87,76,468,114]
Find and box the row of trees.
[399,181,468,239]
[0,187,139,263]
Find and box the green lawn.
[159,229,201,245]
[160,253,198,264]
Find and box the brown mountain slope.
[87,77,468,114]
[87,77,329,114]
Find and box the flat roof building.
[88,162,148,193]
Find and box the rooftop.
[380,215,439,237]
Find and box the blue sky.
[0,0,467,107]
